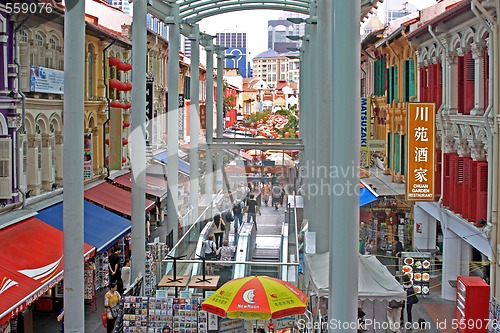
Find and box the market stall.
[304,253,406,332]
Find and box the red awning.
[84,182,156,216]
[112,173,168,199]
[0,218,94,324]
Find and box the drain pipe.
[471,0,498,296]
[13,14,32,209]
[428,25,447,206]
[102,39,117,178]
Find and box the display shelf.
[145,251,157,297]
[95,252,110,290]
[456,276,489,333]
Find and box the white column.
[460,240,472,276]
[441,228,461,300]
[447,53,459,115]
[471,43,486,116]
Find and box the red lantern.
[122,157,127,163]
[120,82,132,91]
[250,123,255,127]
[123,102,132,109]
[105,156,109,165]
[122,121,130,128]
[109,79,122,89]
[125,63,132,71]
[284,132,290,138]
[110,100,122,108]
[249,129,256,135]
[295,130,300,137]
[239,126,246,132]
[117,62,131,71]
[122,138,128,145]
[105,139,110,145]
[108,57,120,67]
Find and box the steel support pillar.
[189,26,201,224]
[167,4,180,242]
[63,0,85,330]
[130,0,147,287]
[329,0,360,330]
[215,48,224,192]
[204,39,215,206]
[300,27,311,222]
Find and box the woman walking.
[104,282,121,333]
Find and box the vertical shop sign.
[406,103,435,201]
[146,77,154,143]
[360,97,371,167]
[84,133,93,179]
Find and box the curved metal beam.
[181,3,310,21]
[179,0,310,10]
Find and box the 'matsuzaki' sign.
[360,97,371,168]
[406,103,435,201]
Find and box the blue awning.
[36,201,131,253]
[154,150,191,176]
[360,182,379,206]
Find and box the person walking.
[57,309,64,332]
[246,193,260,230]
[108,246,123,294]
[104,282,121,333]
[217,240,236,267]
[263,182,271,206]
[232,199,244,233]
[202,234,218,275]
[401,274,418,325]
[121,259,131,292]
[386,299,403,333]
[359,222,368,254]
[392,236,403,271]
[212,214,225,248]
[272,183,281,210]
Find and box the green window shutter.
[388,67,393,103]
[382,57,387,94]
[401,135,406,175]
[395,133,400,173]
[387,132,392,170]
[394,65,398,101]
[408,59,415,100]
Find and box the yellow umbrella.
[201,276,308,320]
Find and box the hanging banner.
[406,103,435,201]
[30,66,64,94]
[360,97,371,168]
[84,133,93,179]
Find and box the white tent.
[304,252,406,301]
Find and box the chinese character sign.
[406,103,435,201]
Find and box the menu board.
[401,252,431,295]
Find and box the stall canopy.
[360,181,379,206]
[0,218,94,324]
[36,201,131,253]
[84,182,155,217]
[153,150,191,176]
[112,172,168,201]
[304,253,406,301]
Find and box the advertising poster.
[84,133,92,179]
[30,66,64,94]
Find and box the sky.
[197,0,438,60]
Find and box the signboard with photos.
[401,252,432,295]
[406,103,436,201]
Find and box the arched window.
[19,30,28,43]
[49,37,57,50]
[87,44,94,99]
[35,33,43,46]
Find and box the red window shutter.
[443,153,452,207]
[462,157,472,220]
[464,54,474,115]
[458,56,464,113]
[476,162,488,221]
[435,149,442,199]
[429,64,435,103]
[454,157,465,214]
[484,48,489,110]
[468,161,478,222]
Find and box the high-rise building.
[108,0,131,14]
[216,32,249,78]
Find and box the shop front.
[0,218,94,332]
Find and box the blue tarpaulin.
[360,182,378,206]
[153,150,191,175]
[36,201,131,253]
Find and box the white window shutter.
[0,139,12,199]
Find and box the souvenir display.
[145,251,157,297]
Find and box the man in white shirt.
[121,259,131,291]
